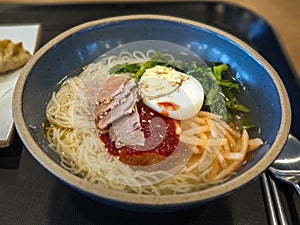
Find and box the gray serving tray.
[0,2,299,225]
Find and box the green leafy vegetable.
[221,88,250,113]
[217,79,240,90]
[212,63,228,80]
[179,61,229,119]
[242,121,256,130]
[181,61,252,120]
[109,51,184,80]
[108,63,141,74]
[211,63,240,90]
[133,60,158,80]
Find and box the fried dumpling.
[0,39,32,74]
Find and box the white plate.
[0,24,41,148]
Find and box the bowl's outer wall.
[20,18,284,209]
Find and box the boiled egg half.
[139,65,204,120]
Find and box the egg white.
[139,66,204,120]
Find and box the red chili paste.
[99,102,179,166]
[157,101,179,111]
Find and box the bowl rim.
[13,14,291,207]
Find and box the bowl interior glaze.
[13,15,291,211]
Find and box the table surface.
[0,1,300,225]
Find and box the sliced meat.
[83,80,105,104]
[82,80,105,119]
[95,78,136,115]
[109,107,145,148]
[97,89,138,129]
[97,75,127,104]
[93,75,145,147]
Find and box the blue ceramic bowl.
[13,15,291,211]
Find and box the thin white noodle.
[45,50,263,195]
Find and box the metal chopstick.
[261,173,279,225]
[268,174,289,225]
[261,172,289,225]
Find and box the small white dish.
[0,24,41,148]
